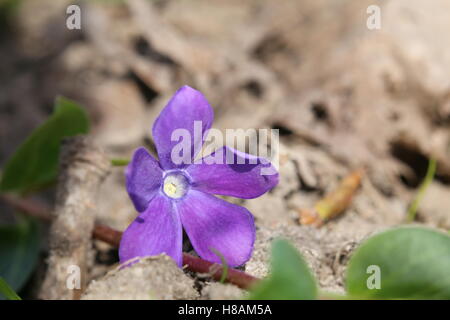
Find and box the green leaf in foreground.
[346,226,450,299]
[0,217,40,295]
[248,239,317,300]
[0,96,90,193]
[0,277,21,300]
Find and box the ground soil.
[1,0,449,299]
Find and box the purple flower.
[119,85,279,267]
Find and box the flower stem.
[210,248,229,284]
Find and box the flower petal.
[187,146,279,199]
[176,190,255,267]
[119,195,183,266]
[126,147,163,212]
[152,85,214,170]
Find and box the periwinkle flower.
[119,85,279,267]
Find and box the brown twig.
[39,137,110,300]
[1,191,260,290]
[0,194,51,222]
[299,169,364,227]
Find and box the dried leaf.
[299,169,364,227]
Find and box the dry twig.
[38,137,110,299]
[299,169,364,227]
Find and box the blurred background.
[0,0,450,298]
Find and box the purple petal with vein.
[126,147,163,212]
[176,190,255,267]
[119,195,183,266]
[152,85,213,170]
[187,146,278,199]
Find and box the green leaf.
[346,226,450,299]
[0,217,40,295]
[0,277,21,300]
[0,96,89,193]
[248,238,317,300]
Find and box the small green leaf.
[111,158,130,167]
[346,226,450,299]
[406,158,436,222]
[0,277,21,300]
[0,217,40,295]
[0,96,89,193]
[248,239,317,300]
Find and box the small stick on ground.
[38,137,110,300]
[299,169,364,227]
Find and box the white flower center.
[162,173,189,199]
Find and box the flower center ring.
[162,172,190,199]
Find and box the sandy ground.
[1,0,450,299]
